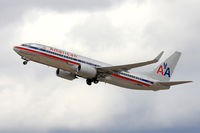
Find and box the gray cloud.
[0,0,124,27]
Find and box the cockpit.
[21,43,45,48]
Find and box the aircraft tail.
[148,51,181,82]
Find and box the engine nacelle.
[77,64,97,79]
[56,69,76,80]
[69,64,80,73]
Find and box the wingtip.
[155,51,164,61]
[185,81,193,83]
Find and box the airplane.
[13,43,192,91]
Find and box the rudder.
[149,51,181,81]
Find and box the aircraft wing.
[97,51,164,73]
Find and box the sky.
[0,0,200,133]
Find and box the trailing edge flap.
[97,51,164,73]
[157,81,192,86]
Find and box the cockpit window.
[29,43,38,47]
[21,44,28,47]
[22,43,44,48]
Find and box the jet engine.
[77,64,97,79]
[56,69,76,80]
[69,64,80,73]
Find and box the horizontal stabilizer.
[157,81,192,86]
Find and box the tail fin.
[149,51,181,81]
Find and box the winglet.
[154,51,164,62]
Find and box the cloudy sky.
[0,0,200,133]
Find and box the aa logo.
[157,63,171,77]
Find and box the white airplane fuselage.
[13,43,171,91]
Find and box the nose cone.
[13,46,20,53]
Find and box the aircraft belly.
[38,54,72,71]
[20,50,73,71]
[103,75,151,90]
[18,49,37,58]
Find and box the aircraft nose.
[13,46,20,53]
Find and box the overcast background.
[0,0,200,133]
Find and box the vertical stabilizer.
[149,51,181,81]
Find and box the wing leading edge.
[97,51,164,73]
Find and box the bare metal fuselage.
[14,44,169,91]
